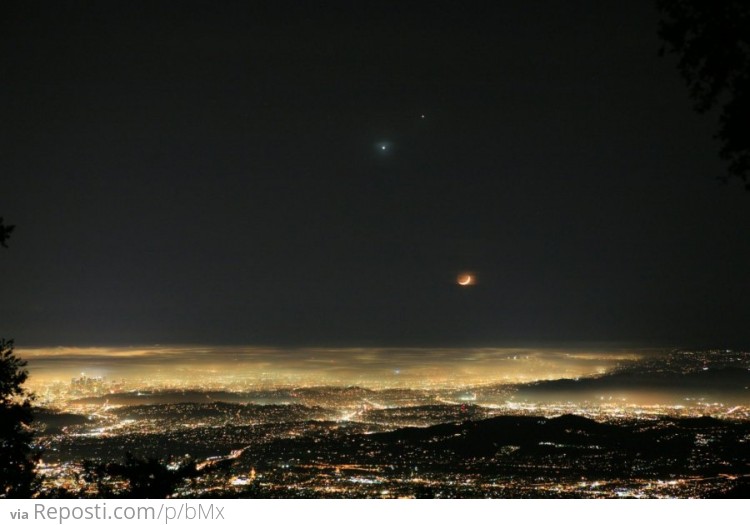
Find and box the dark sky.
[1,0,748,349]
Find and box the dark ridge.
[518,367,750,394]
[546,413,614,432]
[32,409,89,434]
[70,389,296,406]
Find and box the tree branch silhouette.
[657,0,750,188]
[0,217,15,248]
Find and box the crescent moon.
[457,274,473,286]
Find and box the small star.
[381,145,387,150]
[420,114,425,119]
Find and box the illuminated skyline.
[18,344,642,388]
[25,347,750,498]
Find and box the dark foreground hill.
[232,412,750,497]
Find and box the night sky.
[2,1,748,349]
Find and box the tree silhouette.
[657,0,750,188]
[0,217,14,248]
[0,339,38,497]
[1,219,38,497]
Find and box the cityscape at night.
[16,346,750,498]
